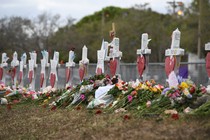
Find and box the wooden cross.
[109,22,115,40]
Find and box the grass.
[0,102,210,140]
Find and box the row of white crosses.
[0,28,191,90]
[0,46,89,91]
[0,51,58,91]
[136,28,185,86]
[96,23,122,77]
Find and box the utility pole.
[197,0,202,58]
[101,11,105,39]
[167,0,184,15]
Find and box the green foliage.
[1,1,210,62]
[50,5,210,63]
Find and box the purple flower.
[80,94,85,100]
[177,75,184,84]
[161,88,171,95]
[186,93,192,99]
[127,95,133,102]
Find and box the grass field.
[0,103,210,140]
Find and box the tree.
[0,16,33,57]
[30,12,61,56]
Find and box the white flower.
[206,85,210,94]
[0,98,8,104]
[112,100,118,107]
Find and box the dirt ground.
[0,104,210,140]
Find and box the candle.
[171,28,181,49]
[82,45,88,60]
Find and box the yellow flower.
[180,82,189,89]
[43,99,48,103]
[150,87,158,92]
[135,83,142,90]
[183,88,190,96]
[141,84,149,90]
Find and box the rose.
[189,86,195,94]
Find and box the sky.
[0,0,192,21]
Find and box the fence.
[2,62,208,90]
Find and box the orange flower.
[146,81,152,87]
[131,90,137,96]
[150,79,156,84]
[115,83,123,90]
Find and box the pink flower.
[127,95,133,102]
[146,101,151,108]
[80,94,85,100]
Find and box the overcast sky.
[0,0,192,21]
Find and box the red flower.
[51,106,56,111]
[7,104,12,110]
[66,86,72,90]
[123,115,131,120]
[46,93,50,97]
[189,86,195,94]
[171,113,179,120]
[200,86,207,94]
[105,74,110,79]
[43,104,47,108]
[76,106,81,110]
[95,110,102,115]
